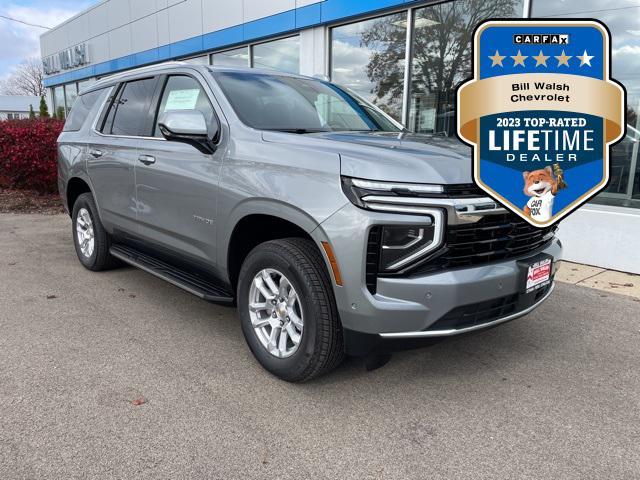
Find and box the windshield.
[211,70,403,133]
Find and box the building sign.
[43,43,89,75]
[457,20,625,227]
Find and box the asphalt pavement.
[1,213,639,479]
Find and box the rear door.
[87,77,158,236]
[134,73,226,267]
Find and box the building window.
[64,83,78,115]
[331,12,408,122]
[408,0,523,135]
[532,0,640,209]
[182,55,209,65]
[252,36,300,74]
[53,86,65,118]
[212,47,250,68]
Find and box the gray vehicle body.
[58,64,562,352]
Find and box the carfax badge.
[457,20,625,227]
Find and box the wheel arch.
[66,176,93,217]
[221,200,327,292]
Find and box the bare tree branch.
[0,58,45,97]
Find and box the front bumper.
[313,202,562,349]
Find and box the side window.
[63,89,105,132]
[104,77,157,136]
[154,75,216,137]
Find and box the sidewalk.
[557,261,640,301]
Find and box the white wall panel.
[66,15,90,46]
[168,0,204,43]
[130,16,159,52]
[89,33,111,64]
[87,3,109,38]
[107,0,131,30]
[243,0,295,23]
[558,206,640,274]
[131,0,158,21]
[299,26,326,77]
[203,0,243,32]
[108,24,132,58]
[156,8,171,46]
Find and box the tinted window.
[63,89,104,132]
[331,13,407,122]
[105,77,157,136]
[252,37,300,74]
[154,75,216,137]
[213,71,402,133]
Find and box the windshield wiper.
[262,128,331,134]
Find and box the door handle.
[89,149,103,158]
[138,154,156,165]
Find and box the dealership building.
[40,0,640,273]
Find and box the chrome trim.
[352,178,444,194]
[383,209,444,270]
[379,283,555,338]
[361,195,507,224]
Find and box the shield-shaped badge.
[458,20,625,227]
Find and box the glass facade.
[53,86,65,118]
[331,12,408,122]
[409,0,523,135]
[252,37,300,74]
[212,47,250,67]
[64,83,78,115]
[532,0,640,208]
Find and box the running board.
[109,244,234,304]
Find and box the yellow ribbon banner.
[459,73,624,144]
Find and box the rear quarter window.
[63,89,105,132]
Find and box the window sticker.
[165,89,200,110]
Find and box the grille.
[366,226,382,294]
[411,213,557,275]
[442,183,485,198]
[426,283,552,332]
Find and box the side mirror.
[158,110,219,154]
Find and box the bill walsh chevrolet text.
[57,64,562,382]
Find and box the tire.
[71,192,120,271]
[237,238,345,382]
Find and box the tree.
[56,106,65,120]
[0,58,46,97]
[361,0,518,131]
[29,104,35,119]
[39,96,50,118]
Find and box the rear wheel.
[72,193,119,271]
[237,238,344,382]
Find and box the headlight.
[380,224,438,271]
[342,176,445,211]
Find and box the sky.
[0,0,88,82]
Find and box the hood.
[262,131,473,185]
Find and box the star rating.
[487,49,595,69]
[533,50,550,67]
[511,50,527,67]
[489,50,506,67]
[577,50,594,67]
[555,50,571,67]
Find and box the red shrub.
[0,118,64,194]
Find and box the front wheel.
[237,238,345,382]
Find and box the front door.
[134,73,226,268]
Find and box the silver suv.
[58,63,562,381]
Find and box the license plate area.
[518,254,554,294]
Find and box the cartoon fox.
[522,165,567,222]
